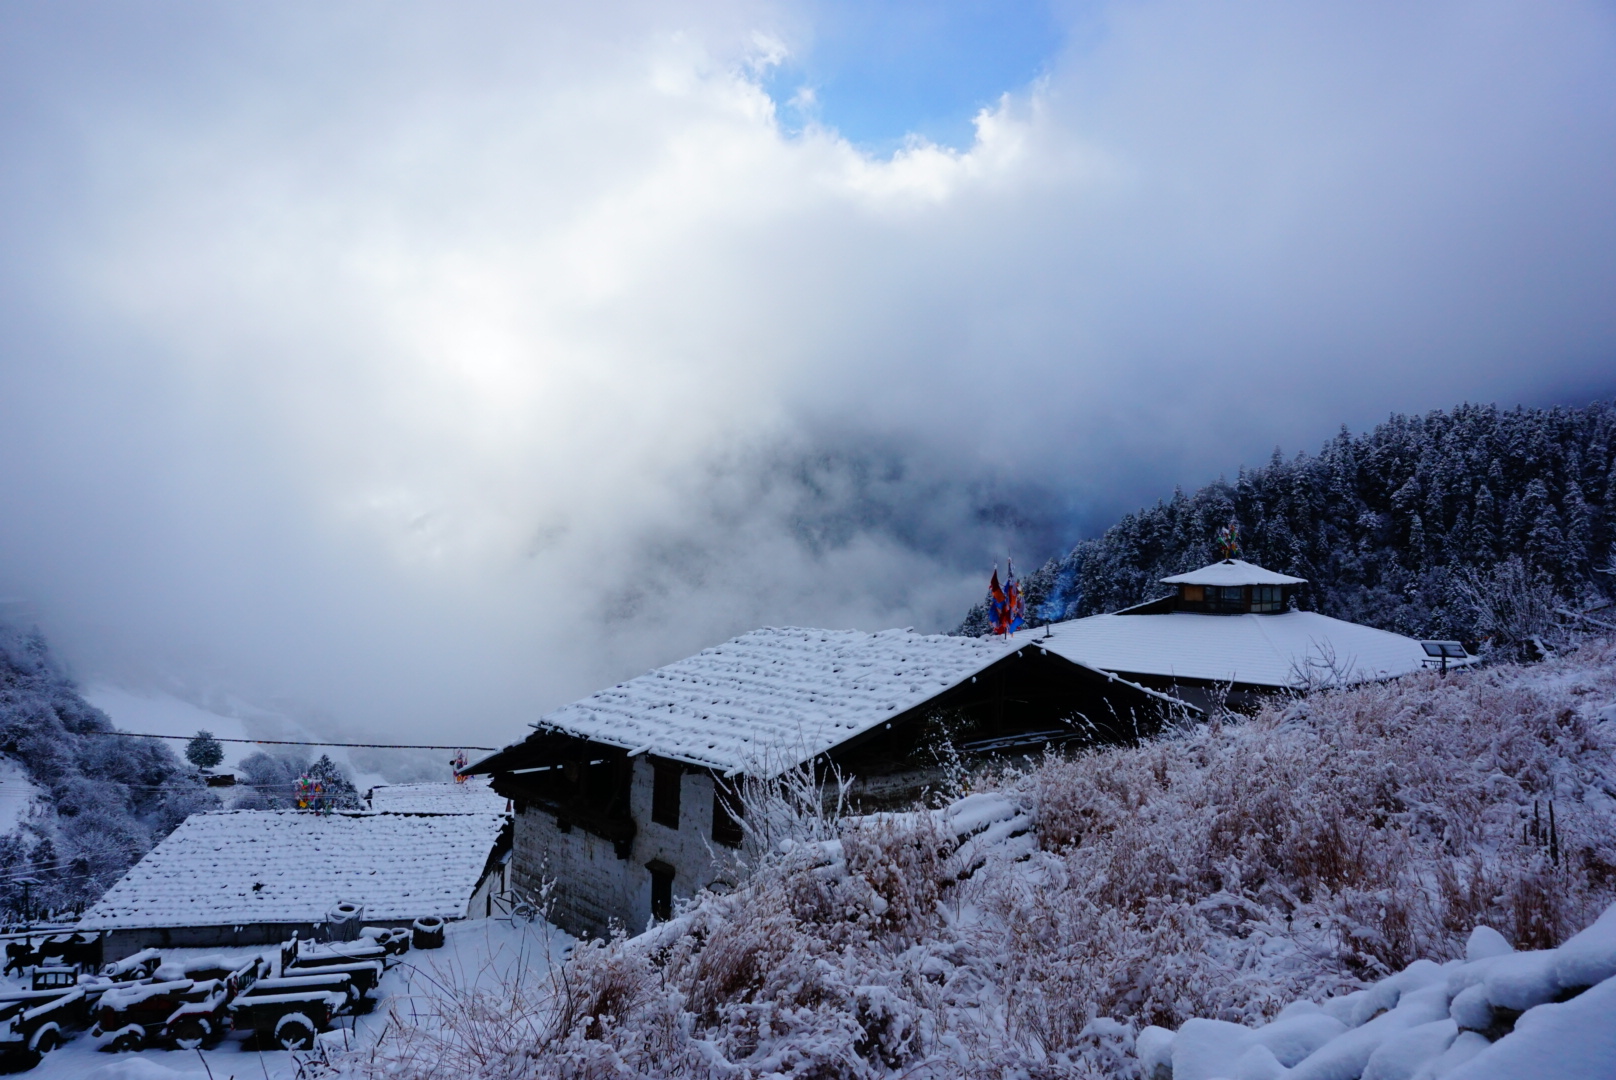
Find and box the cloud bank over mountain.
[2,1,1614,743]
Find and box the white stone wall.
[511,759,741,938]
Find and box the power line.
[86,732,496,752]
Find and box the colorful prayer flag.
[988,567,1007,628]
[987,561,1025,636]
[1218,520,1241,559]
[1004,559,1026,634]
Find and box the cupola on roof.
[1160,559,1308,587]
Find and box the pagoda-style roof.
[1161,559,1307,587]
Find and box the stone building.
[463,626,1183,938]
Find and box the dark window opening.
[1251,585,1283,613]
[712,784,743,848]
[647,861,675,923]
[582,760,616,814]
[652,761,682,829]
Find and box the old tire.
[411,916,445,949]
[28,1023,62,1055]
[108,1024,146,1053]
[169,1017,211,1050]
[274,1012,315,1051]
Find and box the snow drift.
[1138,904,1616,1080]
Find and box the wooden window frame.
[712,782,743,848]
[647,860,675,923]
[651,760,682,829]
[1251,585,1283,613]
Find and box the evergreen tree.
[300,755,363,811]
[184,730,225,771]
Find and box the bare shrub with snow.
[343,642,1616,1078]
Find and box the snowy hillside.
[343,639,1616,1078]
[963,400,1616,648]
[0,623,216,918]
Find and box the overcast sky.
[2,1,1614,746]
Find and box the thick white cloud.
[1,0,1613,744]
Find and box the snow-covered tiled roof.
[515,627,1020,774]
[78,810,507,931]
[1039,610,1439,688]
[367,780,510,815]
[1160,559,1308,586]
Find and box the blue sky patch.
[763,1,1071,154]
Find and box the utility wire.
[85,732,496,752]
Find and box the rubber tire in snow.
[108,1024,146,1052]
[411,916,445,949]
[169,1017,211,1050]
[28,1022,62,1055]
[275,1011,316,1051]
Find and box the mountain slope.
[0,623,216,920]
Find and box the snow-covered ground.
[35,642,1616,1078]
[0,754,43,835]
[1140,903,1616,1080]
[21,917,570,1080]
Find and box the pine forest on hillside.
[962,401,1616,650]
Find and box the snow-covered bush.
[232,750,362,810]
[346,642,1616,1078]
[233,750,312,808]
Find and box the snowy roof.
[501,627,1023,775]
[1039,610,1443,688]
[78,810,508,931]
[1160,559,1308,586]
[367,780,510,815]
